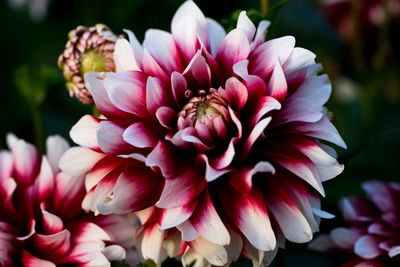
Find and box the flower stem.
[261,0,269,16]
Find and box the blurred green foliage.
[1,0,400,266]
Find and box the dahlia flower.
[61,1,346,265]
[58,24,117,104]
[0,134,138,266]
[309,181,400,266]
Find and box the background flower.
[0,134,138,266]
[61,1,345,265]
[309,180,400,266]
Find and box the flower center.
[80,50,109,74]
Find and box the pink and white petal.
[123,122,158,149]
[339,197,379,223]
[249,36,295,79]
[146,77,174,116]
[171,0,207,61]
[354,235,382,259]
[0,151,13,180]
[46,135,70,173]
[177,220,199,242]
[59,147,104,177]
[206,18,226,57]
[77,253,109,267]
[283,48,316,75]
[69,115,100,151]
[389,246,400,258]
[251,20,270,50]
[241,238,264,264]
[189,236,228,266]
[190,190,230,246]
[216,29,250,76]
[266,57,287,102]
[229,161,275,193]
[171,71,188,107]
[225,229,243,263]
[160,200,197,230]
[34,156,54,202]
[220,186,276,251]
[330,227,362,251]
[33,230,71,259]
[143,29,183,74]
[156,107,177,131]
[210,138,235,169]
[97,165,163,214]
[156,166,206,209]
[249,96,281,129]
[97,121,132,155]
[41,208,64,235]
[85,156,124,192]
[142,49,169,82]
[114,38,140,72]
[164,231,187,257]
[183,51,211,89]
[6,133,18,149]
[182,248,211,267]
[85,72,127,118]
[267,188,313,243]
[105,71,148,118]
[196,154,231,182]
[12,138,40,186]
[362,181,396,214]
[21,250,56,267]
[123,29,143,69]
[141,223,165,266]
[291,74,331,106]
[237,11,256,42]
[103,245,126,261]
[274,98,323,126]
[225,77,248,111]
[241,117,272,158]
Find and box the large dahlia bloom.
[0,134,137,266]
[309,181,400,267]
[61,1,346,265]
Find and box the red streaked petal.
[141,223,165,265]
[229,161,275,193]
[45,135,70,174]
[146,77,174,115]
[225,77,248,112]
[266,57,287,102]
[171,72,188,107]
[237,11,256,42]
[160,200,198,230]
[183,51,211,89]
[12,138,40,186]
[33,230,71,259]
[97,121,132,155]
[123,122,158,149]
[21,250,56,267]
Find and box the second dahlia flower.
[0,134,137,266]
[310,181,400,266]
[62,1,346,265]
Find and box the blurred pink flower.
[309,181,400,266]
[61,1,346,265]
[0,134,137,266]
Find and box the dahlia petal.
[290,117,347,148]
[156,166,206,209]
[212,138,235,169]
[70,115,100,151]
[114,38,141,72]
[0,151,13,180]
[339,197,379,223]
[141,223,165,265]
[171,0,207,61]
[106,71,148,118]
[267,188,313,243]
[84,156,124,192]
[123,29,143,69]
[181,127,212,151]
[196,154,231,182]
[389,246,400,258]
[225,77,248,111]
[177,220,199,242]
[160,200,197,230]
[206,18,226,57]
[220,186,276,251]
[330,227,362,251]
[354,235,382,259]
[216,29,250,76]
[190,190,230,246]
[242,117,272,158]
[368,222,393,236]
[283,47,316,76]
[189,236,228,266]
[229,161,275,193]
[34,156,54,201]
[225,229,243,263]
[97,165,163,214]
[89,173,118,215]
[291,74,331,106]
[275,98,323,126]
[41,208,64,235]
[241,238,264,264]
[45,135,70,173]
[12,138,40,186]
[156,106,177,131]
[146,76,174,115]
[183,51,211,89]
[79,253,109,266]
[33,230,71,258]
[267,57,288,102]
[103,244,126,261]
[251,20,270,50]
[362,181,396,213]
[85,72,127,118]
[97,121,132,155]
[164,231,187,257]
[237,11,256,42]
[123,122,158,148]
[250,96,281,129]
[142,48,169,81]
[228,107,242,138]
[249,36,295,79]
[182,248,211,267]
[6,132,18,149]
[171,71,188,107]
[312,208,334,219]
[144,29,183,74]
[21,250,56,267]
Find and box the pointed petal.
[225,77,248,111]
[189,236,228,266]
[114,38,141,72]
[12,138,40,186]
[123,122,158,149]
[59,147,104,176]
[267,57,287,102]
[46,135,70,173]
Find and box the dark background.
[1,0,399,266]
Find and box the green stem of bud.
[261,0,269,16]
